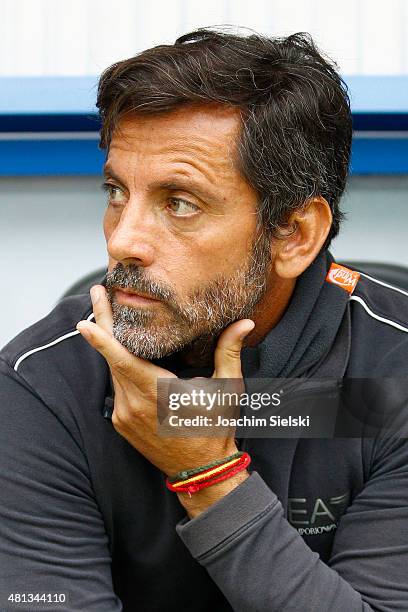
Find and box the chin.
[113,325,188,361]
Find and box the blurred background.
[1,0,407,347]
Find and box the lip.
[115,288,160,306]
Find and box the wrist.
[177,469,250,518]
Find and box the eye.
[102,182,127,205]
[167,198,200,216]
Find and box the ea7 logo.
[288,492,350,530]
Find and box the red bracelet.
[167,452,250,490]
[170,454,246,487]
[166,452,251,496]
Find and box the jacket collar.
[240,250,350,380]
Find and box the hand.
[76,284,255,516]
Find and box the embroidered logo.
[326,263,360,294]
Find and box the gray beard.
[105,231,272,360]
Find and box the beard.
[105,230,272,362]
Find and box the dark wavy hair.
[97,28,352,248]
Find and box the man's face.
[103,104,273,360]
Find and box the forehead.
[107,103,242,169]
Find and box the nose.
[106,199,155,267]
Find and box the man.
[1,28,408,611]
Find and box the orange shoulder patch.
[325,263,360,294]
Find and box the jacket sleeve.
[0,360,122,612]
[176,437,408,612]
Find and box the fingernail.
[76,322,90,338]
[90,286,100,304]
[240,321,255,340]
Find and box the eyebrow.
[103,165,221,205]
[103,165,120,181]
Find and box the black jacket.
[0,251,408,611]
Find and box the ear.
[273,197,333,279]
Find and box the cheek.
[196,226,253,271]
[165,231,250,290]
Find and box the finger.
[77,319,147,380]
[90,285,113,335]
[213,319,255,379]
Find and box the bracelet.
[166,452,251,496]
[167,450,243,484]
[166,452,251,495]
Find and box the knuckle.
[224,346,241,360]
[111,410,120,428]
[111,358,129,375]
[112,407,126,431]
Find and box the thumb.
[213,319,255,379]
